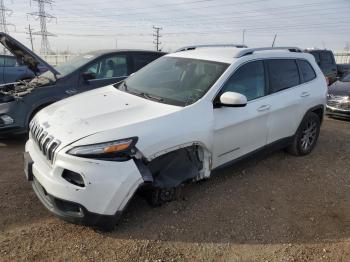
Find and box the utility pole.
[26,24,35,51]
[272,34,277,47]
[153,26,162,51]
[242,29,246,45]
[28,0,57,55]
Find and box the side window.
[221,61,265,101]
[4,57,16,67]
[297,60,316,83]
[310,52,320,64]
[133,53,160,72]
[320,51,333,64]
[267,59,300,93]
[84,54,128,80]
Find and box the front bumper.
[0,125,26,136]
[25,139,144,224]
[326,105,350,119]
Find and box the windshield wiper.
[143,93,163,102]
[120,82,163,102]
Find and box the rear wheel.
[286,112,320,156]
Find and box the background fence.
[41,54,78,66]
[334,52,350,64]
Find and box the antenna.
[28,0,57,55]
[242,29,246,45]
[272,34,277,47]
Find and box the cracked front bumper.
[25,138,144,224]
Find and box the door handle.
[65,89,78,95]
[300,92,310,97]
[257,105,271,112]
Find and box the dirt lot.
[0,117,349,262]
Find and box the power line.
[28,0,57,55]
[153,26,162,51]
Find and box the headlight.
[0,114,14,127]
[67,137,138,160]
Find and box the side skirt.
[212,136,294,172]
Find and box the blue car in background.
[0,54,47,84]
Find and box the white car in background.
[24,45,327,230]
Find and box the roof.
[169,47,240,64]
[168,46,311,64]
[84,49,166,56]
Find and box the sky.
[3,0,350,54]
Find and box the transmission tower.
[0,0,14,54]
[153,26,162,52]
[0,0,14,34]
[28,0,56,55]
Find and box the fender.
[295,104,325,134]
[26,100,57,127]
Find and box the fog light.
[0,115,14,126]
[62,170,85,187]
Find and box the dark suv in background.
[305,49,350,85]
[0,32,165,136]
[304,49,338,84]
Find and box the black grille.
[30,120,61,163]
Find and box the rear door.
[77,53,131,93]
[263,59,308,144]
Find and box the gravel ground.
[0,117,349,262]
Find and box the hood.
[34,85,182,147]
[0,32,58,75]
[328,80,350,96]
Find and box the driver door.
[78,53,130,92]
[212,60,269,168]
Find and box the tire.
[145,186,182,207]
[286,112,321,156]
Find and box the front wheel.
[286,112,321,156]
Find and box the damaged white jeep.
[24,45,327,230]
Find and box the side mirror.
[219,91,247,107]
[82,71,96,82]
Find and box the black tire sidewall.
[296,113,321,155]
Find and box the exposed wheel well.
[311,106,324,123]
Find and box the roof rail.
[234,47,302,58]
[176,44,248,52]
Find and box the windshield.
[120,56,228,106]
[55,54,97,76]
[340,73,350,82]
[38,53,97,79]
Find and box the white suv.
[24,45,327,230]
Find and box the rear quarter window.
[320,51,333,64]
[267,59,300,93]
[297,60,316,83]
